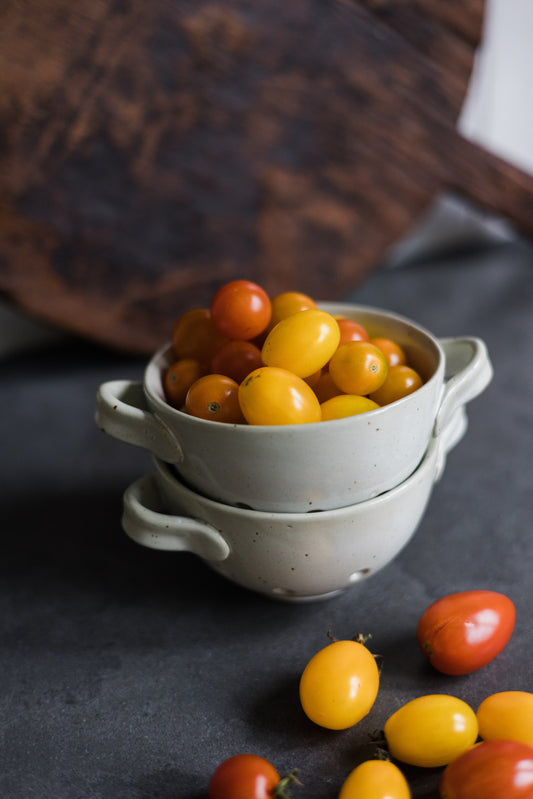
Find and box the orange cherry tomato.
[439,739,533,799]
[269,291,317,328]
[320,395,379,421]
[416,590,515,675]
[313,370,342,403]
[370,337,407,367]
[329,341,388,395]
[369,365,423,405]
[304,368,322,391]
[210,340,263,384]
[210,280,272,340]
[262,309,340,378]
[172,308,227,367]
[238,367,321,425]
[184,374,245,423]
[164,358,205,408]
[336,317,369,346]
[477,691,533,747]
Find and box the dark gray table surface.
[2,242,533,799]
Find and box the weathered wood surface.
[1,0,531,354]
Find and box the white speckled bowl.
[96,302,492,513]
[121,407,467,602]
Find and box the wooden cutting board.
[1,0,532,354]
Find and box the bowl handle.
[121,474,230,562]
[95,380,183,462]
[434,337,493,438]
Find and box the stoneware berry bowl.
[95,302,492,513]
[121,407,468,602]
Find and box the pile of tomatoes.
[163,279,424,425]
[208,589,533,799]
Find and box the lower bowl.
[121,408,467,602]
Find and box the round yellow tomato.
[384,695,478,768]
[369,365,423,405]
[238,367,321,425]
[339,759,411,799]
[477,691,533,747]
[299,639,380,730]
[329,341,388,395]
[262,309,340,378]
[320,395,379,421]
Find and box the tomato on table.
[384,694,478,768]
[299,638,380,730]
[338,759,411,799]
[416,590,515,675]
[208,754,290,799]
[329,341,388,396]
[164,358,205,408]
[238,367,321,425]
[210,280,272,340]
[439,739,533,799]
[184,374,245,423]
[262,309,340,378]
[477,691,533,747]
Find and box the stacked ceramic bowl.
[95,303,492,602]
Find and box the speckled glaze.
[121,407,468,602]
[96,302,492,512]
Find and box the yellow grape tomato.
[338,759,411,799]
[262,309,340,377]
[320,395,379,421]
[238,367,321,425]
[477,691,533,747]
[299,639,380,730]
[384,695,478,768]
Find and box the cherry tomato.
[369,337,407,367]
[477,691,533,747]
[262,309,340,378]
[238,367,321,425]
[210,280,272,340]
[164,358,205,408]
[313,370,342,403]
[303,368,322,391]
[185,374,245,423]
[208,754,282,799]
[439,739,533,799]
[338,759,411,799]
[210,340,263,384]
[299,639,380,730]
[336,317,370,346]
[320,395,379,421]
[329,341,388,396]
[384,695,478,768]
[369,365,423,405]
[269,291,317,328]
[172,308,227,367]
[416,590,515,675]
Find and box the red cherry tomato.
[208,754,282,799]
[439,739,533,799]
[210,340,263,384]
[164,358,205,408]
[210,280,272,340]
[172,308,228,367]
[416,590,515,675]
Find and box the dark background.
[2,240,532,798]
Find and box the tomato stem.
[274,770,302,798]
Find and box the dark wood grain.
[0,0,530,354]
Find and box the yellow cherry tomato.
[384,695,478,768]
[477,691,533,747]
[321,395,379,421]
[262,309,340,378]
[329,341,388,395]
[338,759,411,799]
[369,365,423,405]
[238,367,321,425]
[269,291,317,328]
[299,639,380,730]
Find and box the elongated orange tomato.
[238,367,321,425]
